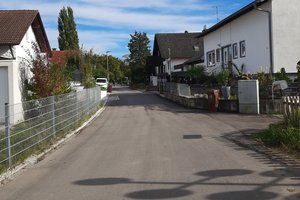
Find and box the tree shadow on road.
[221,129,300,174]
[73,168,300,199]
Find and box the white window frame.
[216,48,221,62]
[240,40,246,57]
[233,43,238,59]
[207,50,215,66]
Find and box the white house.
[152,32,204,83]
[199,0,300,76]
[0,10,51,122]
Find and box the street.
[0,87,299,200]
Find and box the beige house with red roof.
[0,10,51,122]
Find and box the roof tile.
[0,10,38,45]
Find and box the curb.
[0,96,109,185]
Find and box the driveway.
[0,86,299,200]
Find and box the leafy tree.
[20,43,71,100]
[275,68,291,83]
[58,6,79,50]
[80,49,95,88]
[187,65,206,84]
[257,69,273,98]
[127,31,151,84]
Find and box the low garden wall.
[162,93,240,112]
[218,99,239,113]
[161,89,283,114]
[260,99,283,114]
[162,93,208,109]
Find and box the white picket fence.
[282,96,300,127]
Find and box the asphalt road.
[0,87,299,200]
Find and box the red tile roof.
[0,10,51,53]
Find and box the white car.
[96,78,108,88]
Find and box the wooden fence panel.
[282,96,300,127]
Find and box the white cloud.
[0,0,238,57]
[77,0,212,12]
[78,31,130,53]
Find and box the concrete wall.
[162,93,208,109]
[272,0,300,73]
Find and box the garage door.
[0,67,8,122]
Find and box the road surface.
[0,87,299,200]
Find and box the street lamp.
[106,51,111,82]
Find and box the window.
[232,43,238,59]
[216,48,221,62]
[207,50,215,66]
[240,40,246,57]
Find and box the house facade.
[152,32,204,84]
[200,0,300,76]
[0,10,51,122]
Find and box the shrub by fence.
[282,96,300,128]
[0,87,106,173]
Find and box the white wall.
[272,0,300,73]
[163,58,189,74]
[0,60,21,123]
[0,25,40,123]
[17,26,39,62]
[204,2,272,74]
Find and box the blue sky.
[0,0,253,58]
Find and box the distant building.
[151,32,204,85]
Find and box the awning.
[183,55,204,65]
[174,64,185,70]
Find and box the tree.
[80,49,95,88]
[127,31,151,84]
[20,43,71,100]
[58,6,79,50]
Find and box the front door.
[0,67,9,122]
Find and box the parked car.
[96,78,108,89]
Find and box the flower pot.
[221,86,231,99]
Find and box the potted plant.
[216,68,231,99]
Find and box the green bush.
[275,68,291,83]
[255,123,300,151]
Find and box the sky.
[0,0,254,58]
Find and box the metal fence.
[0,87,106,170]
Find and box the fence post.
[95,88,97,110]
[51,96,56,137]
[5,103,11,167]
[75,92,79,123]
[88,89,91,114]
